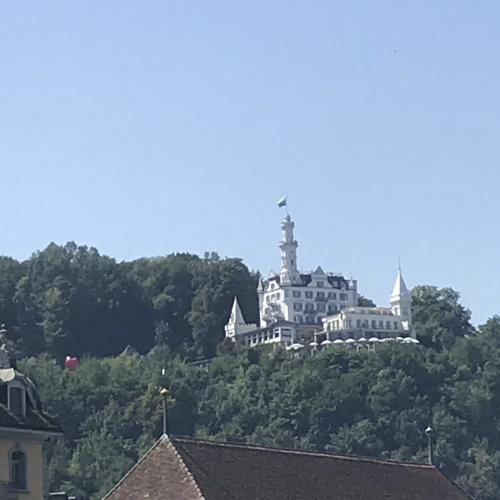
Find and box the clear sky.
[1,1,499,324]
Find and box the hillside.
[2,243,499,499]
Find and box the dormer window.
[8,383,26,418]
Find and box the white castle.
[225,209,414,348]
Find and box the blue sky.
[1,1,499,324]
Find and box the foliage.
[0,243,258,360]
[15,308,500,500]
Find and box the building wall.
[0,437,45,499]
[323,308,405,334]
[261,278,357,327]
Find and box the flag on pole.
[277,196,287,208]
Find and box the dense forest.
[0,242,259,361]
[1,243,499,499]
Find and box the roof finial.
[425,426,434,465]
[398,257,402,273]
[160,386,169,436]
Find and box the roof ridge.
[102,435,168,499]
[167,435,206,500]
[171,436,435,469]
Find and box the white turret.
[225,297,258,339]
[279,215,300,285]
[390,267,412,329]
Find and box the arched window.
[10,449,27,490]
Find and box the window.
[305,303,314,312]
[386,321,391,329]
[339,293,347,301]
[379,320,384,329]
[306,315,315,324]
[394,321,398,330]
[357,320,361,328]
[317,291,325,299]
[317,281,324,287]
[293,303,303,311]
[294,315,303,323]
[317,303,325,312]
[328,304,337,314]
[9,387,24,417]
[293,290,301,298]
[10,450,27,490]
[305,291,313,299]
[372,320,377,329]
[328,292,337,299]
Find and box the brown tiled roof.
[103,436,203,500]
[103,435,470,500]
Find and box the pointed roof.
[312,266,326,276]
[103,435,203,499]
[391,269,410,299]
[229,297,246,325]
[104,436,470,500]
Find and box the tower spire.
[390,265,412,328]
[225,297,257,338]
[279,213,300,285]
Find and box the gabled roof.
[104,435,470,500]
[103,435,203,500]
[312,266,326,276]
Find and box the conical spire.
[225,297,257,338]
[391,268,410,299]
[229,297,246,326]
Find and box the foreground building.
[103,434,469,500]
[226,210,414,348]
[0,333,62,499]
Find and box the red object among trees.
[64,356,79,371]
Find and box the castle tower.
[390,267,412,327]
[225,297,257,338]
[279,215,300,285]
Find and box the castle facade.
[225,210,414,349]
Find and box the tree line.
[0,242,259,360]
